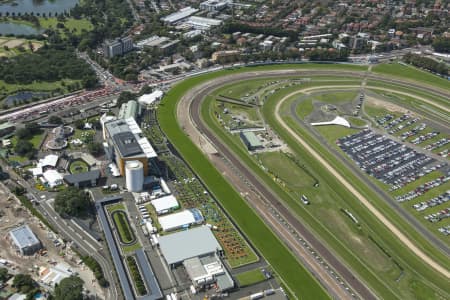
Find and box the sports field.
[158,63,450,299]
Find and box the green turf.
[156,65,361,300]
[372,63,450,92]
[314,125,360,144]
[106,202,125,213]
[158,65,450,299]
[214,77,450,293]
[236,269,267,287]
[122,243,142,253]
[348,117,368,127]
[313,90,358,103]
[204,82,406,299]
[207,78,450,298]
[39,17,93,35]
[257,151,316,193]
[112,210,136,245]
[295,98,314,119]
[69,159,89,174]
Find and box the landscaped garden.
[111,210,136,245]
[68,159,89,174]
[126,256,147,296]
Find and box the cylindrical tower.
[125,160,144,192]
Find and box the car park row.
[337,129,446,189]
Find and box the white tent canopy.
[42,170,63,188]
[151,195,179,215]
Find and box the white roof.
[138,137,157,158]
[9,294,27,300]
[40,263,72,287]
[108,163,121,177]
[151,195,179,214]
[30,166,43,176]
[43,170,63,187]
[311,116,351,128]
[159,226,222,265]
[186,16,222,27]
[138,90,163,106]
[161,7,199,23]
[40,154,59,167]
[159,210,196,231]
[125,117,142,135]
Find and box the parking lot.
[337,129,450,237]
[337,129,447,189]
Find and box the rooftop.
[159,226,221,265]
[63,169,101,184]
[9,225,40,249]
[241,131,263,147]
[113,132,144,157]
[118,100,139,120]
[161,7,199,24]
[138,90,163,106]
[0,122,15,130]
[151,195,179,214]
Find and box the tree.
[48,116,63,125]
[15,128,30,140]
[25,122,41,135]
[53,276,84,300]
[54,187,90,217]
[0,268,9,282]
[433,37,450,53]
[74,119,85,130]
[117,91,136,107]
[87,142,104,156]
[12,274,35,294]
[14,140,35,158]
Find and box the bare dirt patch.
[3,39,24,48]
[365,95,410,114]
[31,42,43,52]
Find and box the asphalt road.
[183,69,449,299]
[0,160,119,300]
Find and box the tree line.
[403,52,448,75]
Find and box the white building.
[158,209,204,231]
[151,195,179,215]
[138,90,164,106]
[183,16,222,30]
[161,7,199,24]
[200,0,230,12]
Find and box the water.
[0,21,43,35]
[0,0,78,14]
[5,91,49,106]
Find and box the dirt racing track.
[175,68,450,298]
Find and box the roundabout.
[158,64,450,300]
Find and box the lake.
[0,21,43,35]
[0,0,79,14]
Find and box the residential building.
[200,0,230,12]
[104,36,134,58]
[211,50,240,62]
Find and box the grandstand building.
[103,118,156,176]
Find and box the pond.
[0,21,43,35]
[0,0,79,14]
[4,91,49,105]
